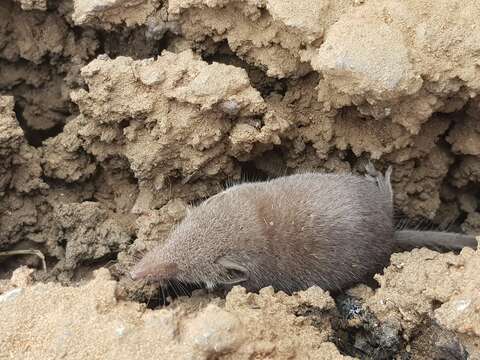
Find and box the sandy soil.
[1,0,480,358]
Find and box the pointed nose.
[129,262,179,281]
[129,269,147,281]
[129,258,152,281]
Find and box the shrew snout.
[130,261,178,282]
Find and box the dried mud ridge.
[1,0,480,359]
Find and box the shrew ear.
[215,256,249,285]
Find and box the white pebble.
[455,299,471,312]
[0,288,23,303]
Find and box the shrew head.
[130,192,251,289]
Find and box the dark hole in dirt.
[133,280,207,309]
[156,31,179,54]
[431,299,443,311]
[453,211,468,231]
[337,105,361,120]
[294,304,334,332]
[57,237,67,248]
[331,294,405,360]
[119,118,130,130]
[71,252,122,282]
[341,148,359,168]
[239,160,270,183]
[96,26,167,60]
[409,321,469,360]
[13,100,65,147]
[200,39,287,97]
[244,145,290,178]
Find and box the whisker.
[173,281,183,296]
[168,279,179,298]
[175,281,187,297]
[178,282,190,296]
[165,283,172,303]
[160,284,166,305]
[146,287,153,309]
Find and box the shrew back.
[221,172,395,292]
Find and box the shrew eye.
[215,256,249,285]
[226,267,246,280]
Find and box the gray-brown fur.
[130,168,478,293]
[132,168,396,292]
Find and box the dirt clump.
[0,268,351,360]
[366,244,480,358]
[2,246,479,359]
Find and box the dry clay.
[1,246,479,359]
[0,267,348,360]
[366,246,480,358]
[13,0,46,11]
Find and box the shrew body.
[131,168,400,292]
[131,167,477,293]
